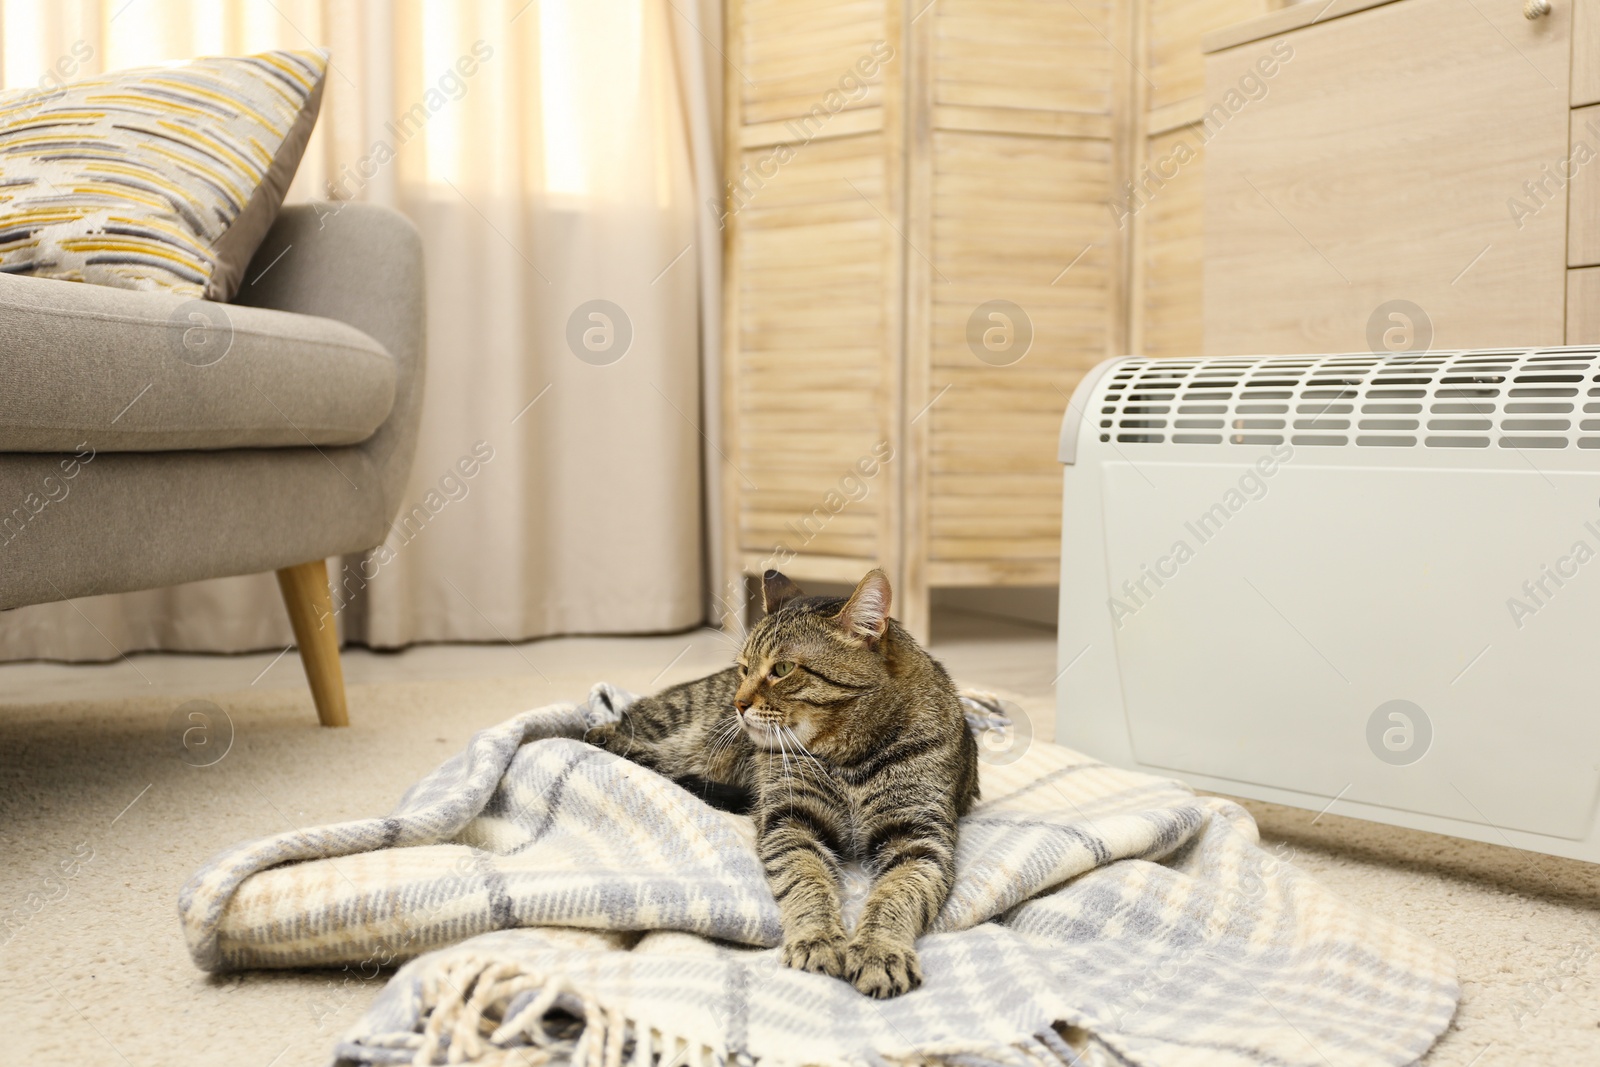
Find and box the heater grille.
[1097,349,1600,449]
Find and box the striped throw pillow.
[0,49,327,301]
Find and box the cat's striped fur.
[586,569,979,998]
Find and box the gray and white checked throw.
[179,685,1458,1067]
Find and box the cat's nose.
[734,699,750,715]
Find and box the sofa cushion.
[0,50,326,301]
[0,270,395,452]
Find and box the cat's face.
[731,570,891,756]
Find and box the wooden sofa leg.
[275,559,350,727]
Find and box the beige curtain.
[0,0,722,659]
[667,0,725,627]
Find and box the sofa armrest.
[232,202,426,524]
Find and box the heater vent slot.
[1097,349,1600,449]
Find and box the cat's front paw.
[584,722,618,749]
[781,930,847,977]
[844,935,922,998]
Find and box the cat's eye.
[769,661,795,679]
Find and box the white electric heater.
[1056,348,1600,863]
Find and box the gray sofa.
[0,202,425,725]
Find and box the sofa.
[0,202,425,726]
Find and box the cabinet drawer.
[1578,0,1600,106]
[1204,0,1570,354]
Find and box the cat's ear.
[761,569,804,614]
[836,569,891,646]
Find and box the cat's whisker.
[704,716,745,765]
[707,600,749,646]
[782,726,827,778]
[709,728,740,760]
[706,625,745,651]
[773,726,796,811]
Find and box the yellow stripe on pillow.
[0,49,327,300]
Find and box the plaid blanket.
[178,685,1458,1067]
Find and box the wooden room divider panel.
[721,0,1274,639]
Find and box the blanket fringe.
[394,954,1084,1067]
[408,953,717,1067]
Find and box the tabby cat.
[585,568,980,999]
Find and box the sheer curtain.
[0,0,722,659]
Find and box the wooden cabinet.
[1203,0,1574,355]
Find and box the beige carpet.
[1,629,1596,1066]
